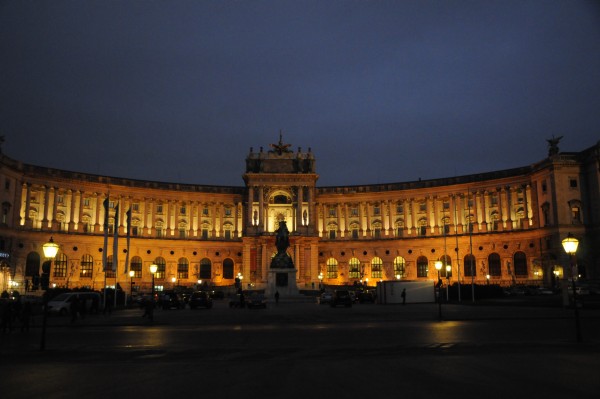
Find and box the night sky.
[1,1,599,187]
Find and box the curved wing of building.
[1,138,598,296]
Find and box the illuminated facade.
[0,137,598,294]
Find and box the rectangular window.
[352,229,359,239]
[569,178,578,189]
[132,203,139,212]
[396,227,403,237]
[396,204,403,214]
[202,229,209,239]
[202,207,209,216]
[156,228,164,238]
[542,181,547,193]
[419,203,427,212]
[57,195,64,205]
[490,195,497,206]
[109,201,115,209]
[373,228,381,238]
[156,204,163,214]
[329,230,336,239]
[132,226,139,236]
[180,205,186,215]
[419,226,427,236]
[225,208,232,216]
[224,230,231,239]
[350,207,358,216]
[329,207,336,217]
[443,202,449,210]
[83,198,90,207]
[444,224,450,235]
[373,206,380,215]
[179,229,187,238]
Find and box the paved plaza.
[1,298,599,399]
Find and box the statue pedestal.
[266,268,298,297]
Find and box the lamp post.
[129,270,135,305]
[318,272,323,290]
[486,274,490,285]
[562,233,582,343]
[149,264,158,303]
[40,236,59,351]
[435,261,443,320]
[171,276,176,290]
[446,264,451,301]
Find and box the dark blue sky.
[1,1,599,187]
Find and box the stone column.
[42,185,50,228]
[258,186,265,232]
[296,186,303,230]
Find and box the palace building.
[0,136,599,294]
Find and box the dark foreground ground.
[1,296,599,399]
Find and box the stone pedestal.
[266,268,298,297]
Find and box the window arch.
[488,253,501,277]
[81,254,93,278]
[326,258,338,279]
[177,258,189,279]
[348,257,360,279]
[154,257,166,279]
[371,257,383,279]
[200,258,211,279]
[393,256,406,278]
[464,254,476,277]
[223,258,234,279]
[130,256,142,278]
[417,256,428,278]
[513,251,527,276]
[53,253,67,278]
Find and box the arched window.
[53,253,67,278]
[417,256,428,278]
[488,253,501,277]
[81,254,93,278]
[223,258,234,279]
[348,257,360,279]
[371,257,383,278]
[177,258,189,279]
[200,258,211,279]
[393,256,406,278]
[464,254,476,277]
[326,258,338,279]
[154,257,166,279]
[130,256,142,278]
[514,251,527,276]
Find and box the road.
[1,299,599,399]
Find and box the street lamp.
[435,260,443,320]
[318,272,323,290]
[171,276,176,289]
[149,263,158,303]
[40,236,59,351]
[486,274,490,285]
[129,270,135,305]
[446,265,451,301]
[562,233,582,343]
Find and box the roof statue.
[269,131,292,155]
[547,135,563,156]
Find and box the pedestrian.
[274,291,280,305]
[401,288,406,305]
[20,301,31,332]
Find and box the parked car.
[189,291,213,309]
[318,292,333,305]
[358,290,375,303]
[246,293,267,309]
[47,292,102,315]
[330,290,353,308]
[160,291,183,309]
